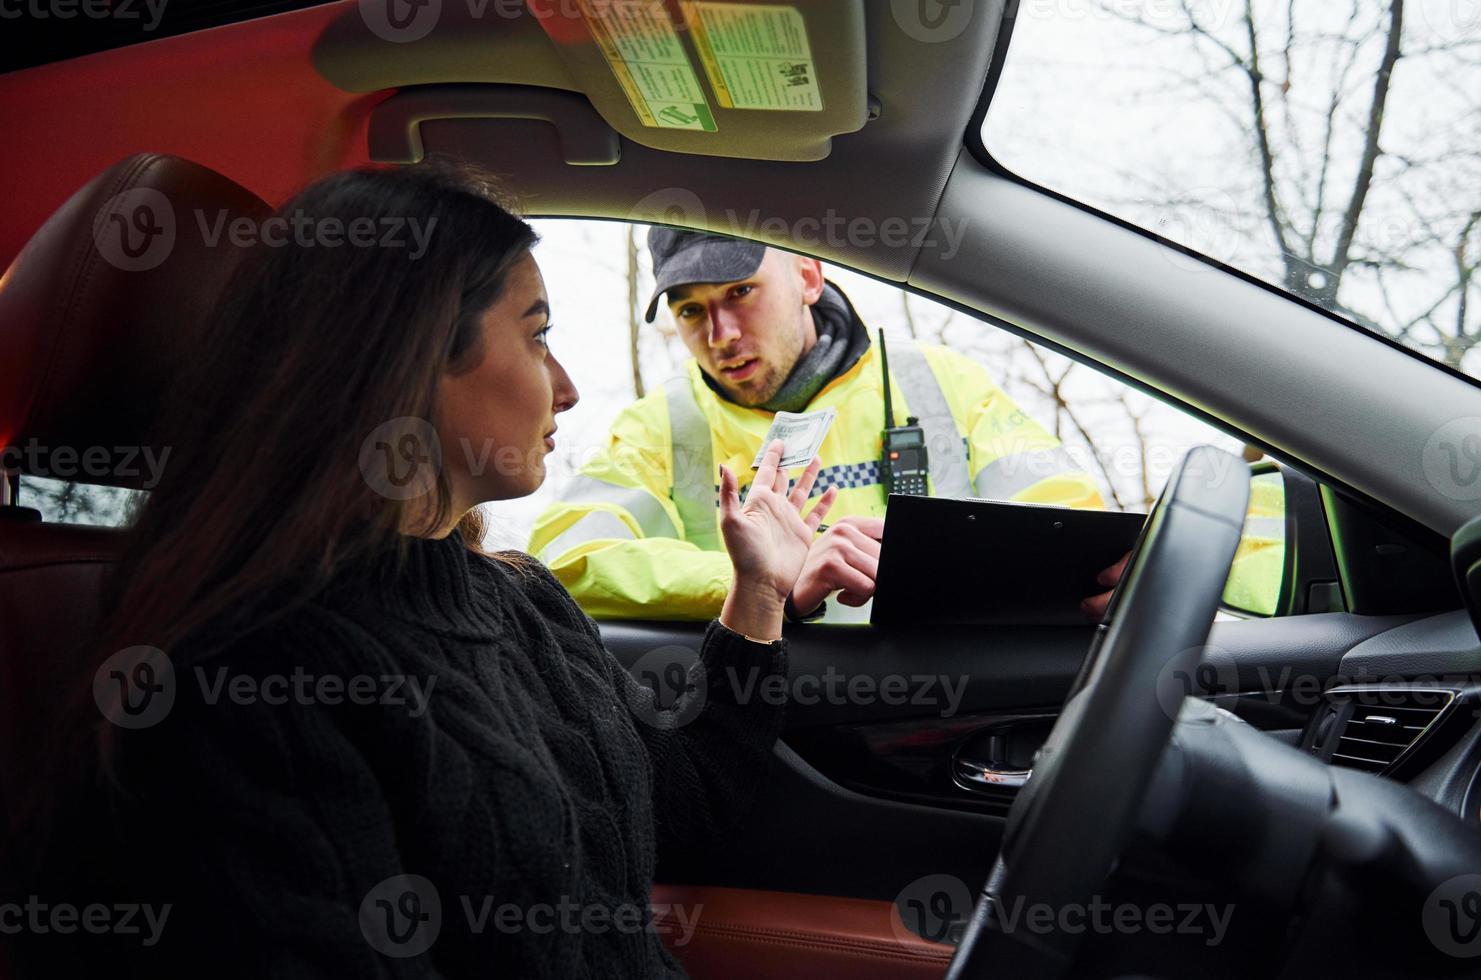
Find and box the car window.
[982,1,1481,380]
[16,476,147,527]
[513,219,1271,620]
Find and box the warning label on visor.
[577,0,718,131]
[681,2,822,112]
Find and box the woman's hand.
[718,440,838,641]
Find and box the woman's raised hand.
[717,440,838,641]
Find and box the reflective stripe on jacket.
[1223,471,1287,615]
[529,340,1106,620]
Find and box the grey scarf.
[702,281,871,413]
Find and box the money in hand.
[752,408,838,469]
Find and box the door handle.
[954,755,1031,791]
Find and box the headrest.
[0,153,271,491]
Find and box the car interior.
[3,1,1481,978]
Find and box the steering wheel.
[944,445,1251,979]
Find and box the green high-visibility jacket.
[529,339,1106,620]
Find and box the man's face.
[667,250,824,407]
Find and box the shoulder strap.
[890,341,971,498]
[663,372,722,550]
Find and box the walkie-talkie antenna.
[878,328,896,428]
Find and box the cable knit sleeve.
[504,554,789,868]
[99,615,453,979]
[563,605,788,869]
[626,620,790,869]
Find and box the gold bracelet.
[718,620,782,645]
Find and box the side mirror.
[1220,459,1345,617]
[1220,466,1286,615]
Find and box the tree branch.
[1327,0,1404,281]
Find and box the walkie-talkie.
[878,329,929,496]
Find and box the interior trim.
[651,883,951,980]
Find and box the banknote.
[751,408,838,470]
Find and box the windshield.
[983,0,1480,379]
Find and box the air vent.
[1309,686,1458,776]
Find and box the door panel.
[601,621,1093,729]
[601,612,1415,908]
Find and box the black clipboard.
[870,495,1148,626]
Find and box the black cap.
[644,228,766,323]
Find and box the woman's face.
[437,252,578,510]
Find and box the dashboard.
[1215,608,1481,824]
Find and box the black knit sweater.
[42,530,787,977]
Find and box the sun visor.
[528,1,868,161]
[318,0,871,162]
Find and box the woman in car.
[23,161,837,977]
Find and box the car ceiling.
[0,0,995,277]
[3,0,1476,541]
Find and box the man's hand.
[1080,551,1132,621]
[789,515,886,617]
[718,441,838,640]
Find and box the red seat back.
[0,154,269,839]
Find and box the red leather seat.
[0,154,270,837]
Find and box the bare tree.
[16,476,144,526]
[898,291,920,339]
[1095,0,1480,368]
[892,292,1140,508]
[625,224,645,399]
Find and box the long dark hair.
[8,160,542,928]
[95,160,537,661]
